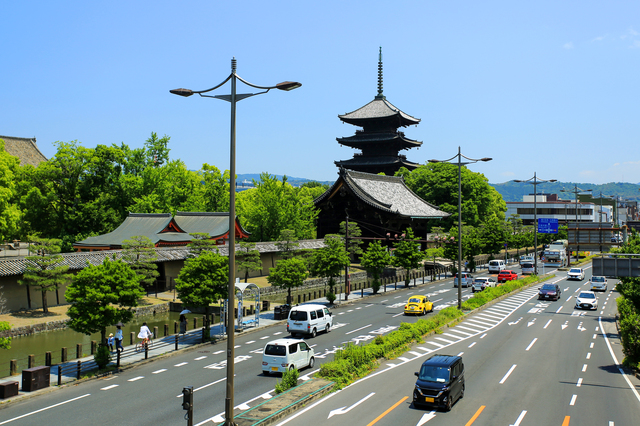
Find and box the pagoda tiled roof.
[0,135,48,167]
[315,169,449,219]
[338,98,420,126]
[334,156,421,169]
[336,131,422,149]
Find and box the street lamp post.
[514,172,556,274]
[429,147,491,310]
[171,59,300,426]
[561,185,592,265]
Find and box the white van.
[287,304,333,338]
[488,260,506,273]
[262,338,315,375]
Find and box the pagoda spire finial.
[376,47,385,99]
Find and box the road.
[0,269,484,425]
[275,265,640,426]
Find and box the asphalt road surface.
[274,265,640,426]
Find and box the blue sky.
[2,1,639,185]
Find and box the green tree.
[0,321,10,350]
[67,258,145,344]
[187,232,218,259]
[360,240,391,294]
[0,139,21,242]
[121,235,160,292]
[310,234,349,302]
[200,164,230,213]
[18,237,72,313]
[392,228,424,286]
[144,132,171,167]
[398,163,506,229]
[276,229,300,260]
[236,173,319,242]
[268,257,308,305]
[237,241,262,283]
[481,215,509,256]
[176,251,228,336]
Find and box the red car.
[497,270,518,283]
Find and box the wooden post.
[61,347,68,363]
[193,317,197,329]
[130,332,135,345]
[76,360,81,379]
[10,359,17,376]
[28,354,35,369]
[76,344,82,359]
[153,326,158,338]
[164,324,169,337]
[174,321,178,334]
[45,351,52,367]
[91,341,97,355]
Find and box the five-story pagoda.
[335,48,422,176]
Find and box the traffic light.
[182,386,193,410]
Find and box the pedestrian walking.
[180,313,187,334]
[115,325,124,353]
[107,333,115,351]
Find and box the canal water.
[1,310,195,376]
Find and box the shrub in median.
[275,367,299,394]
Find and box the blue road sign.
[538,218,559,234]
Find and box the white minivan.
[287,304,333,338]
[488,260,506,273]
[262,338,315,375]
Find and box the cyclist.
[137,322,153,348]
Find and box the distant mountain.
[490,181,640,202]
[236,174,333,188]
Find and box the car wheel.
[444,396,453,412]
[325,324,330,333]
[288,365,295,372]
[263,370,270,376]
[311,328,317,338]
[460,385,465,400]
[422,308,427,316]
[290,333,297,338]
[308,357,315,369]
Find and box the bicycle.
[135,335,154,352]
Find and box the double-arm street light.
[429,147,491,310]
[171,58,300,426]
[514,173,556,274]
[561,185,592,264]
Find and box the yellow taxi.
[404,295,434,316]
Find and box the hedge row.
[317,274,550,389]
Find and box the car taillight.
[262,362,268,365]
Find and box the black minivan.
[413,354,465,411]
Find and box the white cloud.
[563,42,574,49]
[592,35,605,42]
[629,27,639,36]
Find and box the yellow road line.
[562,416,570,426]
[464,405,486,426]
[366,396,409,426]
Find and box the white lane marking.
[475,312,503,320]
[260,336,270,339]
[457,325,486,333]
[465,319,491,328]
[175,362,188,367]
[480,333,487,338]
[435,337,456,344]
[246,340,256,344]
[599,316,640,403]
[393,312,404,318]
[426,341,444,348]
[128,376,144,382]
[543,319,552,329]
[0,394,91,425]
[582,364,588,372]
[509,410,527,426]
[577,378,583,387]
[593,334,597,339]
[237,403,250,410]
[213,350,224,354]
[570,394,577,406]
[176,376,228,397]
[525,338,537,351]
[468,342,477,348]
[101,384,119,390]
[586,353,591,359]
[600,310,604,315]
[432,298,444,303]
[194,356,207,361]
[328,392,376,419]
[446,329,472,337]
[418,347,433,353]
[596,327,599,332]
[499,364,517,384]
[457,352,464,356]
[152,369,167,374]
[556,306,563,313]
[590,342,594,349]
[345,324,372,335]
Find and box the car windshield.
[522,263,533,268]
[418,365,450,383]
[570,269,582,273]
[264,344,286,356]
[579,293,596,299]
[409,298,421,303]
[541,284,556,290]
[592,277,605,282]
[474,279,486,283]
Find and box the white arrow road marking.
[508,317,523,325]
[328,392,375,418]
[561,321,569,330]
[416,411,437,425]
[527,318,536,327]
[509,410,527,426]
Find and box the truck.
[549,240,568,249]
[543,248,567,267]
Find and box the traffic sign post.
[538,218,559,234]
